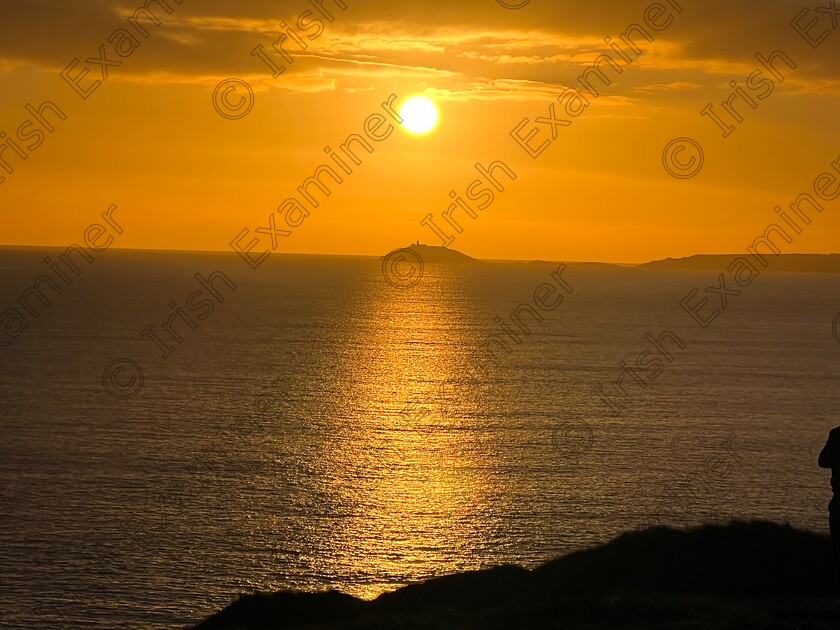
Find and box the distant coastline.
[378,245,840,273]
[1,244,839,273]
[639,253,840,274]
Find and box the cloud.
[0,0,837,102]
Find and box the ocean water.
[0,248,837,628]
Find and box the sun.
[399,96,439,134]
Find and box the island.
[382,243,481,264]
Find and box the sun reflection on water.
[312,265,497,598]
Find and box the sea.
[0,248,837,628]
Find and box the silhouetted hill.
[641,253,840,273]
[513,260,627,269]
[383,244,480,264]
[191,521,839,629]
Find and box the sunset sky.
[0,0,838,263]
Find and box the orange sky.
[0,0,838,263]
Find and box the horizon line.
[0,243,838,267]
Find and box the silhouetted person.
[818,426,840,592]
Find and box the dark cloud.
[0,0,837,96]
